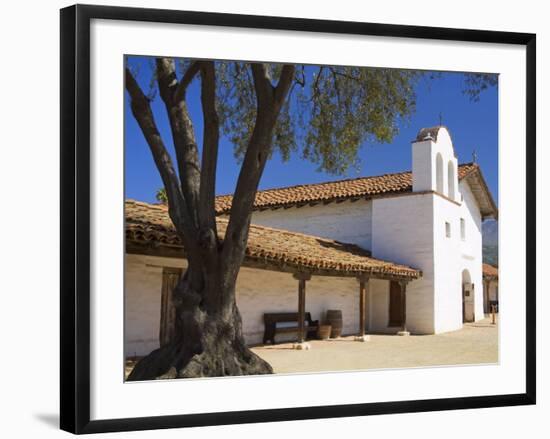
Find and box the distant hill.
[483,245,498,267]
[482,220,498,266]
[482,220,498,246]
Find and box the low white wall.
[125,254,382,356]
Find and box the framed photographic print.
[60,4,536,434]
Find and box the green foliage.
[463,73,498,102]
[155,187,168,204]
[216,62,259,161]
[216,62,420,175]
[299,67,419,174]
[130,57,496,177]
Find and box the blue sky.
[125,57,498,204]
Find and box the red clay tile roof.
[126,200,421,279]
[214,163,485,214]
[483,263,498,279]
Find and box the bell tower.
[412,126,459,202]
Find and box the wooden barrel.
[325,310,343,338]
[317,324,332,340]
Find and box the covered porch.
[125,200,422,357]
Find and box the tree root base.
[127,340,273,381]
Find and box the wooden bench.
[263,312,319,345]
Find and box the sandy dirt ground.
[251,317,498,374]
[125,317,498,378]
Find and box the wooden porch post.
[298,278,306,343]
[359,280,366,336]
[397,280,410,336]
[483,279,490,314]
[293,272,312,348]
[355,277,371,342]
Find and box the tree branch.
[156,58,201,226]
[329,67,360,82]
[310,66,325,102]
[125,67,197,241]
[221,64,295,289]
[250,63,274,107]
[273,65,296,107]
[220,114,271,291]
[329,68,342,106]
[155,58,179,102]
[174,61,201,102]
[198,61,219,240]
[295,65,306,87]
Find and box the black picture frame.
[60,4,536,434]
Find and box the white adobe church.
[125,126,498,357]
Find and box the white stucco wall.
[125,125,488,350]
[459,181,485,321]
[412,139,436,192]
[488,281,499,302]
[124,254,186,358]
[380,126,483,334]
[412,128,459,202]
[369,181,484,335]
[247,199,373,251]
[236,270,367,345]
[371,193,435,334]
[432,179,484,332]
[432,194,462,332]
[125,253,383,357]
[367,278,397,333]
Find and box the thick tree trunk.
[124,61,295,380]
[127,267,272,380]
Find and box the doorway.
[462,269,475,323]
[388,281,404,327]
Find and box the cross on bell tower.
[438,112,443,126]
[472,149,478,163]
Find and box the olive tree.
[125,58,494,380]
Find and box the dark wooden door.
[159,267,182,346]
[388,281,403,327]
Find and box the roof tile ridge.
[215,169,414,199]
